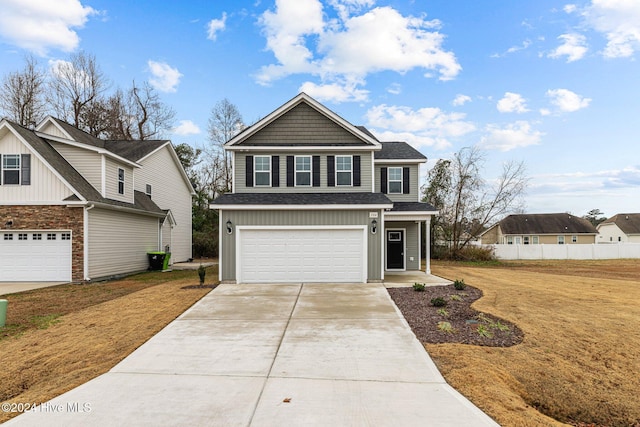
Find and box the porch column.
[425,216,431,275]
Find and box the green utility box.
[162,252,171,271]
[0,299,7,328]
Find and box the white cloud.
[365,104,475,150]
[257,1,460,103]
[147,60,183,93]
[548,33,588,62]
[583,0,640,58]
[491,39,532,58]
[173,120,201,136]
[546,88,591,112]
[299,80,369,103]
[207,12,227,41]
[497,92,529,113]
[479,121,543,151]
[564,4,578,14]
[0,0,96,55]
[387,83,402,95]
[452,94,471,106]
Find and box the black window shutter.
[286,156,294,187]
[272,156,279,187]
[245,156,253,187]
[353,156,361,187]
[327,155,335,187]
[312,155,320,187]
[21,154,31,185]
[403,167,410,194]
[380,167,387,193]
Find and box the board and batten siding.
[235,151,372,193]
[375,164,420,202]
[87,207,159,279]
[385,221,420,270]
[240,102,367,145]
[104,158,134,203]
[220,209,383,282]
[136,145,193,262]
[49,141,102,192]
[0,132,73,202]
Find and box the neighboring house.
[210,93,437,284]
[0,117,194,282]
[480,213,598,245]
[597,214,640,243]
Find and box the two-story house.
[211,93,437,284]
[0,116,194,283]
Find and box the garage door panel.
[238,228,365,283]
[0,231,72,282]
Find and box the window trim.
[2,154,20,185]
[254,155,272,187]
[387,166,403,194]
[294,155,312,187]
[532,236,539,244]
[572,235,578,243]
[557,235,565,245]
[145,184,152,196]
[118,168,125,195]
[335,155,353,187]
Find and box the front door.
[386,230,404,270]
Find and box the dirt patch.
[181,284,218,290]
[388,285,523,347]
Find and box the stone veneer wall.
[0,205,84,282]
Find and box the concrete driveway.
[0,282,67,296]
[5,283,498,426]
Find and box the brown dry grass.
[0,266,216,423]
[428,259,640,427]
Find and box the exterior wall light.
[226,219,233,234]
[371,219,377,234]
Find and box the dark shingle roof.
[50,118,105,148]
[355,126,380,141]
[499,213,597,235]
[375,141,427,160]
[601,213,640,234]
[390,202,437,212]
[105,140,167,162]
[212,192,393,206]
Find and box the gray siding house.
[0,117,194,283]
[211,93,437,284]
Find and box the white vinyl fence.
[490,243,640,260]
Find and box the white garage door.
[237,227,366,283]
[0,231,72,281]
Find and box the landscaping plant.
[197,264,206,285]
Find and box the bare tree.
[0,55,46,127]
[207,98,245,195]
[422,146,529,256]
[47,51,109,131]
[128,81,175,140]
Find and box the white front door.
[0,231,72,281]
[237,227,366,283]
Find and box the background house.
[0,117,193,283]
[480,213,598,245]
[211,93,437,284]
[597,214,640,243]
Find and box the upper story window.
[336,156,352,186]
[295,156,311,186]
[118,168,125,194]
[254,156,271,186]
[388,167,403,194]
[2,154,20,184]
[145,184,152,196]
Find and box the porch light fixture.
[226,219,233,234]
[371,219,377,234]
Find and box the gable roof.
[105,139,168,162]
[225,93,381,149]
[496,213,597,235]
[599,213,640,235]
[375,141,427,162]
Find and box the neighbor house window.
[388,167,402,194]
[532,236,539,244]
[2,154,20,184]
[295,156,311,186]
[558,236,565,244]
[336,156,352,186]
[523,236,530,245]
[572,235,578,243]
[254,156,271,186]
[118,168,125,194]
[506,236,513,244]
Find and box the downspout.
[84,204,95,281]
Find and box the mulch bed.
[181,284,218,290]
[388,284,523,347]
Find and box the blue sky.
[1,0,639,218]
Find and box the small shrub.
[437,321,454,333]
[430,297,447,307]
[453,279,466,290]
[437,308,449,317]
[413,282,426,292]
[449,294,462,301]
[197,264,206,285]
[477,324,493,338]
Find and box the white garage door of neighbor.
[0,231,72,281]
[238,228,366,283]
